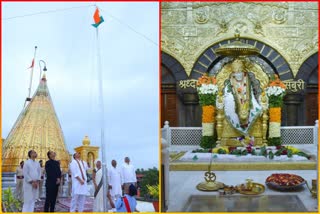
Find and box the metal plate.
[238,182,265,195]
[196,181,225,191]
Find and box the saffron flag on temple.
[92,8,104,28]
[28,59,34,69]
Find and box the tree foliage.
[137,167,159,200]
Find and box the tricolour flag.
[28,59,34,69]
[92,8,104,28]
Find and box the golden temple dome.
[82,136,91,146]
[2,75,70,172]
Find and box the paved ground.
[33,197,155,212]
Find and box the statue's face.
[231,60,244,72]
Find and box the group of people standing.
[92,157,139,212]
[16,149,139,212]
[17,150,61,212]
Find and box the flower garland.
[265,75,286,108]
[269,107,281,122]
[202,105,215,123]
[197,74,218,106]
[192,145,310,160]
[197,74,218,149]
[265,75,286,146]
[224,82,262,135]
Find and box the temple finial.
[234,30,240,41]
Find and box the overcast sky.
[2,2,159,169]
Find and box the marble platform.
[167,170,317,212]
[169,144,317,171]
[183,195,308,212]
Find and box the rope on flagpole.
[3,4,157,46]
[99,7,158,46]
[96,26,108,212]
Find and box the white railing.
[161,120,319,146]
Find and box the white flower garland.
[265,86,285,97]
[202,123,214,136]
[197,84,218,95]
[223,84,262,135]
[269,122,281,138]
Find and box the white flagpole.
[24,46,37,107]
[96,26,108,212]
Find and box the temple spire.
[2,73,70,173]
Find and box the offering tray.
[265,173,306,191]
[236,182,265,195]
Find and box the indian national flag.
[92,8,104,28]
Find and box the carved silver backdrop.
[161,2,318,127]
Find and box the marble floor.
[167,170,317,212]
[183,195,308,212]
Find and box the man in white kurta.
[121,157,137,188]
[69,152,89,212]
[15,161,24,201]
[37,160,45,201]
[22,150,41,212]
[108,160,122,201]
[93,160,114,212]
[93,160,107,211]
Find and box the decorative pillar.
[314,120,318,145]
[161,138,169,212]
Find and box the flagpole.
[24,46,37,107]
[96,26,108,212]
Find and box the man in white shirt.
[121,157,137,189]
[69,152,89,212]
[22,150,41,212]
[37,160,45,201]
[108,160,122,202]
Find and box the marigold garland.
[197,74,217,86]
[202,105,215,123]
[269,74,286,89]
[269,107,281,122]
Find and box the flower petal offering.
[266,173,305,191]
